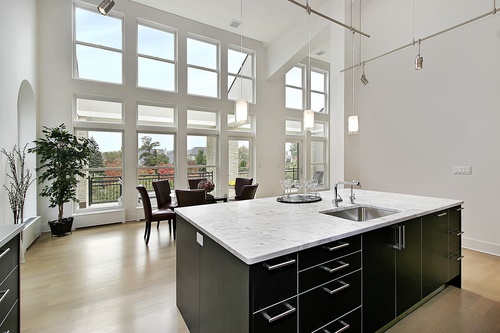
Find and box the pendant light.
[412,0,423,70]
[235,0,248,124]
[415,39,424,70]
[97,0,115,15]
[348,0,359,135]
[360,62,369,85]
[303,1,315,132]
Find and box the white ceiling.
[129,0,330,45]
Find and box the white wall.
[0,0,38,226]
[345,0,500,255]
[37,0,286,228]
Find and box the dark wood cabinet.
[0,233,20,333]
[422,210,449,298]
[253,298,297,333]
[448,206,463,284]
[363,218,421,331]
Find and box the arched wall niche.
[17,79,37,219]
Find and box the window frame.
[136,20,178,92]
[227,45,256,104]
[285,64,306,110]
[73,2,124,84]
[186,34,220,98]
[310,67,328,114]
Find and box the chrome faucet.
[333,180,361,207]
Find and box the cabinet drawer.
[253,298,297,333]
[319,307,361,333]
[0,300,19,333]
[252,253,297,311]
[299,252,361,293]
[0,236,19,283]
[299,270,361,333]
[0,267,18,326]
[299,235,360,270]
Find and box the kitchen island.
[175,189,463,333]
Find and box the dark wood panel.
[176,217,201,333]
[200,231,250,333]
[363,227,396,332]
[253,298,297,333]
[299,252,361,293]
[422,210,449,298]
[396,218,422,316]
[252,254,297,312]
[299,235,361,270]
[299,270,361,333]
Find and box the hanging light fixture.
[303,1,315,132]
[348,0,359,135]
[415,39,424,70]
[235,0,248,124]
[360,61,369,85]
[97,0,115,15]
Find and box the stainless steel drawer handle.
[321,261,349,274]
[323,281,349,295]
[0,289,10,304]
[455,207,464,211]
[263,258,296,271]
[456,231,464,236]
[436,212,447,217]
[322,242,349,252]
[0,248,10,260]
[322,320,350,333]
[262,302,296,323]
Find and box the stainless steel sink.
[321,206,399,222]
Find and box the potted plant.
[1,144,35,224]
[28,124,92,236]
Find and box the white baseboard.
[462,237,500,257]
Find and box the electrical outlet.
[196,232,203,246]
[453,166,472,175]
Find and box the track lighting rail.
[341,4,498,73]
[288,0,370,38]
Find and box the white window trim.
[187,34,220,99]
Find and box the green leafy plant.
[28,124,92,223]
[1,144,34,224]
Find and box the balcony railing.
[88,171,215,205]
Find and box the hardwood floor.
[20,222,500,332]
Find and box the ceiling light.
[234,0,248,124]
[360,62,369,85]
[304,109,315,132]
[303,1,315,132]
[98,0,115,15]
[415,39,423,70]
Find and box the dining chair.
[235,183,259,201]
[175,189,207,207]
[312,171,324,186]
[136,186,176,244]
[234,177,253,198]
[152,180,176,212]
[188,178,207,190]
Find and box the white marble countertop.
[175,189,463,265]
[0,224,24,248]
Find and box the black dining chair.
[152,180,176,212]
[136,185,176,244]
[235,183,259,201]
[188,178,207,190]
[175,189,207,207]
[234,177,253,198]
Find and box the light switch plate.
[453,166,472,175]
[196,232,203,246]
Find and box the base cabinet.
[448,206,463,283]
[0,233,20,333]
[363,218,421,332]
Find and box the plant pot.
[48,216,74,237]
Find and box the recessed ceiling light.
[316,50,326,56]
[229,19,241,28]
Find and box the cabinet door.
[422,210,449,298]
[448,206,463,283]
[362,227,395,332]
[253,298,297,333]
[396,218,422,316]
